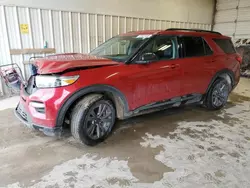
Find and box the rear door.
[178,36,214,95]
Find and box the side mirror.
[136,52,158,64]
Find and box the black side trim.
[55,84,129,127]
[206,69,235,93]
[132,94,202,116]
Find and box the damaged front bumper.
[14,102,62,137]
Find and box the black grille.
[35,107,45,114]
[16,105,28,121]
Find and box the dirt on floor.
[0,78,250,188]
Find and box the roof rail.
[166,28,222,35]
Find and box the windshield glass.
[90,34,152,62]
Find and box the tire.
[204,78,230,110]
[71,94,116,146]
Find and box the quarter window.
[213,38,236,54]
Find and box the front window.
[90,34,152,62]
[138,36,177,61]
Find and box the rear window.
[179,36,213,57]
[213,39,236,54]
[181,36,205,57]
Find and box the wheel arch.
[206,69,235,93]
[55,84,130,128]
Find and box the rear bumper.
[14,102,62,136]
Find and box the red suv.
[15,28,242,146]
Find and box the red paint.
[17,30,241,129]
[35,53,120,74]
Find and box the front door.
[126,35,182,110]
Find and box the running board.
[131,94,203,116]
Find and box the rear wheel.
[71,94,116,146]
[204,78,230,110]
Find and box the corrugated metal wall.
[214,0,250,41]
[0,5,212,96]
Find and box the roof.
[120,28,228,38]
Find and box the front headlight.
[35,75,79,88]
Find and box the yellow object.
[63,79,77,84]
[20,24,29,34]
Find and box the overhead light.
[158,45,171,51]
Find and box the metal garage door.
[214,0,250,41]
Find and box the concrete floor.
[0,78,250,188]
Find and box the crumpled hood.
[35,53,121,74]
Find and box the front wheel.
[71,95,116,146]
[204,78,230,110]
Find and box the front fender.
[55,84,130,127]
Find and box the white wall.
[0,0,214,96]
[0,0,215,24]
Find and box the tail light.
[236,54,242,64]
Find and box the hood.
[35,53,121,74]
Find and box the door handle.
[205,60,214,64]
[170,64,179,69]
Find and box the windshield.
[90,34,152,62]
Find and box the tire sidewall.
[207,79,230,109]
[78,99,116,146]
